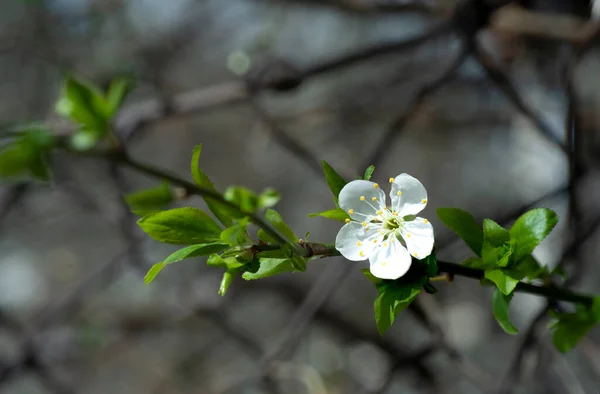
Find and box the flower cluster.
[335,174,434,279]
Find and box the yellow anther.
[421,199,427,204]
[389,177,395,183]
[377,210,383,215]
[392,211,398,216]
[360,251,365,257]
[406,233,412,238]
[360,196,365,201]
[423,219,428,224]
[356,241,362,246]
[373,183,379,189]
[373,239,378,243]
[365,227,369,231]
[383,242,388,247]
[362,222,367,227]
[397,191,402,196]
[377,229,382,233]
[345,218,351,223]
[381,261,387,266]
[372,197,377,202]
[348,209,354,214]
[414,253,418,257]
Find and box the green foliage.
[138,207,222,245]
[484,270,519,296]
[125,183,173,212]
[220,219,250,246]
[360,268,383,285]
[190,145,233,226]
[492,289,518,334]
[436,208,483,256]
[219,270,239,296]
[374,281,422,334]
[264,209,297,242]
[321,160,347,205]
[0,126,55,182]
[224,186,259,214]
[363,165,375,181]
[550,298,600,352]
[144,243,228,283]
[55,75,134,150]
[424,252,438,278]
[482,219,512,268]
[509,208,558,262]
[308,207,350,222]
[242,254,295,280]
[258,188,280,209]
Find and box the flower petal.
[390,174,428,216]
[401,217,434,259]
[339,180,386,221]
[369,236,412,279]
[335,221,384,261]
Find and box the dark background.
[0,0,600,393]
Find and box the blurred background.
[1,0,600,393]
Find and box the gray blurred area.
[1,0,600,393]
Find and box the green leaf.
[0,127,55,182]
[258,188,280,209]
[510,208,558,262]
[481,219,512,267]
[436,208,483,256]
[257,228,278,243]
[424,252,438,277]
[374,283,421,335]
[190,145,234,227]
[144,263,166,284]
[308,208,350,222]
[138,207,222,245]
[224,186,259,214]
[363,165,375,181]
[55,76,108,133]
[144,243,228,283]
[125,183,173,210]
[462,257,494,269]
[207,254,245,269]
[242,257,294,280]
[484,269,519,295]
[106,77,134,117]
[219,269,239,296]
[360,268,383,285]
[220,219,250,246]
[514,255,548,280]
[264,209,297,242]
[321,160,347,205]
[289,255,307,271]
[492,289,518,334]
[0,145,31,179]
[423,283,438,294]
[550,299,600,353]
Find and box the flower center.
[384,217,400,231]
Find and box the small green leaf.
[219,270,239,296]
[144,263,166,284]
[481,219,512,267]
[321,160,347,205]
[308,208,350,222]
[220,219,250,246]
[224,186,259,214]
[143,243,228,283]
[125,183,173,210]
[289,255,307,271]
[492,289,518,334]
[510,208,558,262]
[374,283,421,335]
[424,252,438,277]
[436,208,483,256]
[258,188,280,209]
[363,165,375,181]
[550,299,600,353]
[514,255,548,279]
[207,254,245,269]
[423,283,438,294]
[462,257,493,269]
[106,77,134,117]
[360,268,383,285]
[138,207,222,245]
[242,257,295,280]
[190,145,233,227]
[264,209,297,242]
[0,146,31,179]
[257,228,278,243]
[484,269,519,295]
[55,76,108,133]
[0,127,55,182]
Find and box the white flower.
[335,174,434,280]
